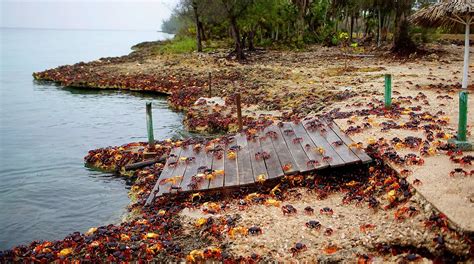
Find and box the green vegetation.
[153,37,198,54]
[152,37,224,55]
[161,0,443,58]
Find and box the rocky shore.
[4,42,472,262]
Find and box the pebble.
[424,203,432,212]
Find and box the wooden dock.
[145,118,372,205]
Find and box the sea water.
[0,28,186,249]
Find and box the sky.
[0,0,180,31]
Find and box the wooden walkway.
[145,118,372,205]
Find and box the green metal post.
[146,102,155,149]
[384,74,392,109]
[457,91,468,142]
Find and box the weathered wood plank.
[278,122,310,172]
[258,133,284,179]
[329,121,372,163]
[145,146,181,205]
[195,142,214,191]
[224,138,239,186]
[153,149,182,197]
[247,135,268,183]
[265,125,298,174]
[179,144,208,192]
[290,122,329,170]
[209,143,225,189]
[318,121,360,164]
[198,142,214,190]
[235,133,254,185]
[301,119,346,167]
[159,145,194,195]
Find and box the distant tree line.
[161,0,441,59]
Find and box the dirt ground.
[180,190,469,262]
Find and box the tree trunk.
[393,0,416,54]
[248,30,255,51]
[364,18,369,39]
[198,21,206,41]
[287,22,290,40]
[229,16,245,60]
[192,1,202,52]
[275,24,279,41]
[377,8,382,47]
[350,15,354,41]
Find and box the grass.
[153,37,197,54]
[152,37,223,55]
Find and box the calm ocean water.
[0,28,186,250]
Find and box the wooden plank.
[317,121,360,164]
[179,144,208,192]
[235,133,254,185]
[209,143,225,189]
[301,119,346,167]
[247,134,268,183]
[224,137,239,186]
[158,145,193,195]
[290,122,329,171]
[263,125,298,174]
[259,128,285,178]
[329,121,372,163]
[146,146,181,204]
[198,142,214,191]
[278,122,310,172]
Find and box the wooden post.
[208,72,212,97]
[384,74,392,109]
[146,102,155,149]
[235,93,243,131]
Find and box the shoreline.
[3,41,473,262]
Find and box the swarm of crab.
[3,141,473,263]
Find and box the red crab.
[305,220,321,230]
[324,228,334,236]
[255,151,270,160]
[412,179,422,185]
[320,207,333,215]
[306,160,320,168]
[450,168,469,177]
[248,226,262,235]
[290,242,307,256]
[282,204,297,216]
[322,156,332,162]
[304,206,314,215]
[400,169,412,176]
[292,137,303,144]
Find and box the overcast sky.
[0,0,179,31]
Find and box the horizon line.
[0,26,171,33]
